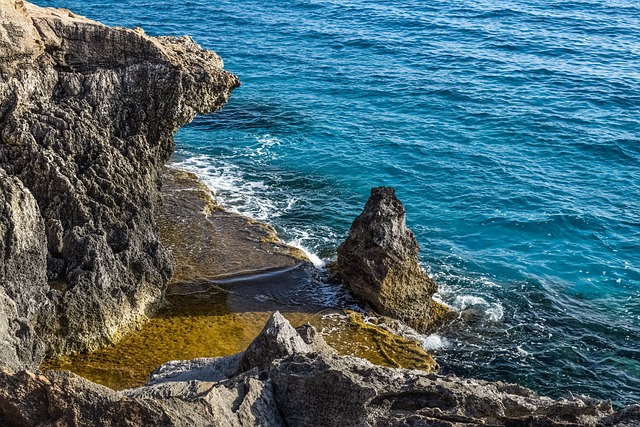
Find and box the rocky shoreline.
[0,1,638,426]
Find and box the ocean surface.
[36,0,639,406]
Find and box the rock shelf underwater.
[0,0,639,426]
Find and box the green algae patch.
[321,311,438,372]
[41,289,439,390]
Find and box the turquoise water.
[36,0,639,406]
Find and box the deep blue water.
[36,0,640,406]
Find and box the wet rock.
[1,314,635,426]
[333,187,450,332]
[0,0,238,364]
[157,167,310,287]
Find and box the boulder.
[239,311,317,372]
[333,187,450,332]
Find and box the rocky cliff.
[0,0,239,368]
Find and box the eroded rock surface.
[0,313,634,427]
[157,167,309,286]
[0,0,239,364]
[333,187,450,332]
[0,169,49,371]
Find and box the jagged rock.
[1,314,635,426]
[0,169,49,371]
[0,0,239,364]
[146,354,244,386]
[126,371,284,427]
[333,187,450,333]
[0,367,172,427]
[239,311,315,373]
[295,322,336,356]
[270,353,615,427]
[599,405,640,427]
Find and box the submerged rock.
[0,313,632,426]
[333,187,450,332]
[157,167,310,286]
[0,0,238,365]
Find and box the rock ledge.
[1,313,636,427]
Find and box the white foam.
[286,228,326,268]
[516,345,530,357]
[451,294,504,322]
[171,151,329,270]
[290,242,325,268]
[421,334,449,350]
[249,134,282,160]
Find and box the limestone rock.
[333,187,449,332]
[0,169,49,370]
[0,314,635,426]
[0,0,43,62]
[0,367,172,427]
[0,0,239,364]
[599,405,640,427]
[239,311,314,372]
[270,353,615,427]
[147,354,243,386]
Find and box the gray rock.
[0,367,172,427]
[239,311,313,373]
[599,405,640,427]
[0,168,48,370]
[270,353,616,427]
[0,314,635,426]
[147,354,243,386]
[333,187,450,333]
[0,0,239,364]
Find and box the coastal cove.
[30,0,640,407]
[42,168,439,390]
[0,0,638,424]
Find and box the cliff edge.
[0,0,239,368]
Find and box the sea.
[35,0,639,407]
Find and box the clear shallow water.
[36,0,640,406]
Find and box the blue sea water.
[36,0,640,406]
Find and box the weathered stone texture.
[0,313,632,427]
[0,0,239,363]
[333,187,450,332]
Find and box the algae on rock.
[3,313,633,427]
[332,186,451,333]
